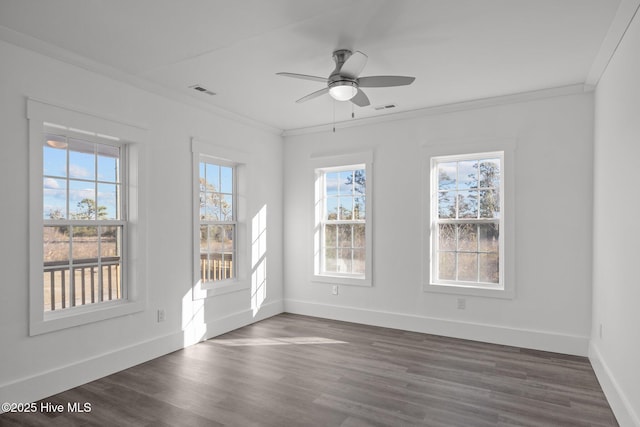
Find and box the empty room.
[1,0,639,426]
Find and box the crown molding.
[282,84,591,137]
[586,0,640,86]
[0,25,281,136]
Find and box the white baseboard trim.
[0,300,284,409]
[284,299,590,356]
[589,342,640,427]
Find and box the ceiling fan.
[277,49,415,107]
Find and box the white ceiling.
[0,0,634,132]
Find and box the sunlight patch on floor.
[213,336,348,346]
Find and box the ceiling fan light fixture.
[329,81,357,101]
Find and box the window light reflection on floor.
[213,336,348,346]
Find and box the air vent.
[189,84,216,96]
[373,104,397,111]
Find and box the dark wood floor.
[1,313,618,426]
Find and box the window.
[312,151,372,286]
[198,160,236,283]
[430,152,504,290]
[43,127,125,311]
[28,98,147,335]
[192,139,249,297]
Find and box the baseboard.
[284,299,590,356]
[204,300,284,340]
[0,299,284,409]
[589,342,640,427]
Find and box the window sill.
[423,282,514,299]
[312,274,372,287]
[194,278,250,299]
[30,299,145,336]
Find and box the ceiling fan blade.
[277,72,327,83]
[296,87,330,103]
[358,75,415,87]
[340,51,368,79]
[351,89,370,107]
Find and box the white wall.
[0,39,284,404]
[591,8,640,426]
[284,92,594,356]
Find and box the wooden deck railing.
[200,253,233,282]
[43,257,121,311]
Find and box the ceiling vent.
[189,84,216,96]
[373,104,397,111]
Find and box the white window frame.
[311,151,373,287]
[422,140,515,299]
[192,139,250,298]
[28,98,148,335]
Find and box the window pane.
[43,178,67,219]
[200,226,211,281]
[354,196,366,220]
[437,162,456,190]
[354,169,366,195]
[43,135,67,177]
[457,253,478,281]
[326,172,339,196]
[339,197,353,220]
[206,192,220,220]
[199,163,206,186]
[479,253,499,283]
[438,252,455,280]
[326,196,338,220]
[480,190,500,219]
[68,139,96,180]
[457,191,478,218]
[69,180,96,219]
[97,144,119,182]
[44,268,70,311]
[100,261,121,301]
[324,224,337,248]
[199,192,207,220]
[338,171,352,195]
[438,191,455,218]
[479,223,499,252]
[44,226,69,263]
[100,226,121,258]
[353,224,365,248]
[220,194,233,221]
[353,249,365,274]
[438,224,456,251]
[458,224,478,251]
[337,224,353,248]
[220,166,233,194]
[338,248,353,273]
[222,224,234,253]
[205,163,220,192]
[457,160,478,189]
[324,248,337,272]
[97,183,118,220]
[479,159,500,188]
[71,225,99,261]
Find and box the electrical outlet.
[157,308,166,322]
[332,285,339,295]
[457,298,466,310]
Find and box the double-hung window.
[28,98,147,335]
[42,127,125,311]
[313,152,372,286]
[192,139,249,298]
[198,159,237,283]
[431,152,504,290]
